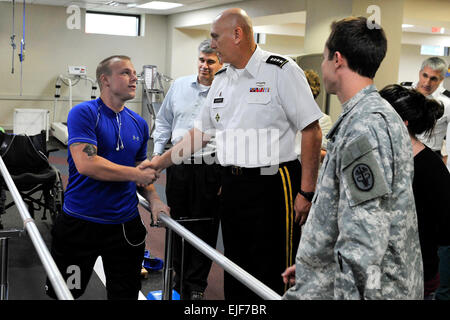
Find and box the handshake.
[134,156,162,187]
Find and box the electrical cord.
[121,219,147,247]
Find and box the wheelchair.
[0,130,64,229]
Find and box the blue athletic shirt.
[63,98,149,224]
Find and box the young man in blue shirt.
[46,55,169,300]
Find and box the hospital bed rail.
[137,193,282,300]
[0,156,73,300]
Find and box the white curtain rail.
[137,193,282,300]
[0,156,73,300]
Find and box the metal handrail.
[137,194,282,300]
[0,156,74,300]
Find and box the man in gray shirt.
[414,57,450,163]
[152,40,223,300]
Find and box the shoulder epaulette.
[442,90,450,98]
[266,55,288,68]
[215,68,227,76]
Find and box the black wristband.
[299,189,314,202]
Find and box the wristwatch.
[299,189,315,202]
[151,152,161,157]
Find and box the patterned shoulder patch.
[342,135,391,207]
[352,163,374,191]
[266,55,288,68]
[215,68,227,76]
[443,90,450,98]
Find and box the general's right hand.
[138,156,162,171]
[281,265,296,287]
[294,193,312,226]
[135,167,159,186]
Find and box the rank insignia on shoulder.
[215,68,227,76]
[443,90,450,98]
[266,55,288,68]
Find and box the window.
[85,11,140,37]
[420,45,449,57]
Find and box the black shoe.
[189,291,204,300]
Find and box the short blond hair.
[96,55,131,90]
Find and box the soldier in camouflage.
[282,17,423,300]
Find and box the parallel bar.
[0,238,8,299]
[0,229,23,238]
[0,156,73,300]
[138,194,282,300]
[180,237,185,299]
[162,228,173,300]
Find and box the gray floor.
[0,191,107,300]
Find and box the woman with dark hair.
[380,84,450,300]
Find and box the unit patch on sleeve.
[342,135,391,207]
[266,55,288,68]
[352,163,374,191]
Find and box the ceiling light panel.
[137,1,183,10]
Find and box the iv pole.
[10,0,16,74]
[18,0,26,96]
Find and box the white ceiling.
[1,0,449,39]
[0,0,245,15]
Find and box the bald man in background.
[139,8,322,300]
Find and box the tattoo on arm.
[82,144,97,157]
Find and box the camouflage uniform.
[283,85,424,300]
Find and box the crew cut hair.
[96,55,131,90]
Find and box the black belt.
[226,165,264,176]
[223,160,299,177]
